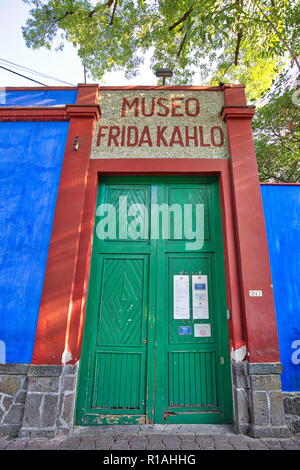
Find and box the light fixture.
[155,68,173,85]
[73,136,80,151]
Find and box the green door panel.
[76,176,233,425]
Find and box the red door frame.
[27,84,280,366]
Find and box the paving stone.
[129,436,148,450]
[59,436,81,450]
[180,438,200,450]
[263,439,284,450]
[0,437,9,450]
[5,439,28,450]
[146,438,166,450]
[25,439,47,450]
[77,437,96,450]
[247,439,269,450]
[162,435,181,449]
[227,435,250,450]
[95,435,114,449]
[111,439,130,450]
[195,436,215,450]
[213,436,234,450]
[40,438,65,450]
[279,440,300,450]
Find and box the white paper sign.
[173,275,190,319]
[194,323,211,337]
[192,275,209,319]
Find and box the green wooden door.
[76,176,232,425]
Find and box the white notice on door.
[194,323,211,337]
[192,275,209,319]
[173,275,190,319]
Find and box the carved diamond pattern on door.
[97,257,145,346]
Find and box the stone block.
[28,365,63,377]
[61,375,77,393]
[234,389,250,425]
[63,365,78,376]
[15,391,27,404]
[250,391,269,426]
[250,375,281,392]
[283,393,300,416]
[0,377,21,396]
[0,364,29,375]
[19,428,57,438]
[41,395,59,428]
[249,425,274,438]
[22,394,43,428]
[0,423,22,436]
[2,396,13,411]
[269,391,286,426]
[60,393,75,425]
[232,362,250,389]
[249,425,290,438]
[3,405,24,425]
[248,362,283,375]
[271,425,291,438]
[28,377,60,393]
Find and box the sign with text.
[91,90,228,159]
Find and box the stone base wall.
[283,392,300,434]
[1,361,299,437]
[0,364,78,437]
[232,361,291,438]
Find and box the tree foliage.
[22,0,300,183]
[252,85,300,182]
[22,0,300,99]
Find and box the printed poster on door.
[192,275,209,319]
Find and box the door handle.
[143,339,148,343]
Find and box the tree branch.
[109,0,118,25]
[50,11,74,25]
[177,32,187,58]
[234,30,243,65]
[168,7,193,31]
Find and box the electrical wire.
[0,57,76,86]
[0,65,47,86]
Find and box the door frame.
[75,157,241,363]
[75,171,234,425]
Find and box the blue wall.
[0,89,77,107]
[0,121,69,363]
[261,184,300,391]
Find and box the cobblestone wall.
[232,361,291,438]
[283,393,300,434]
[0,364,78,437]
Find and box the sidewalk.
[1,425,300,450]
